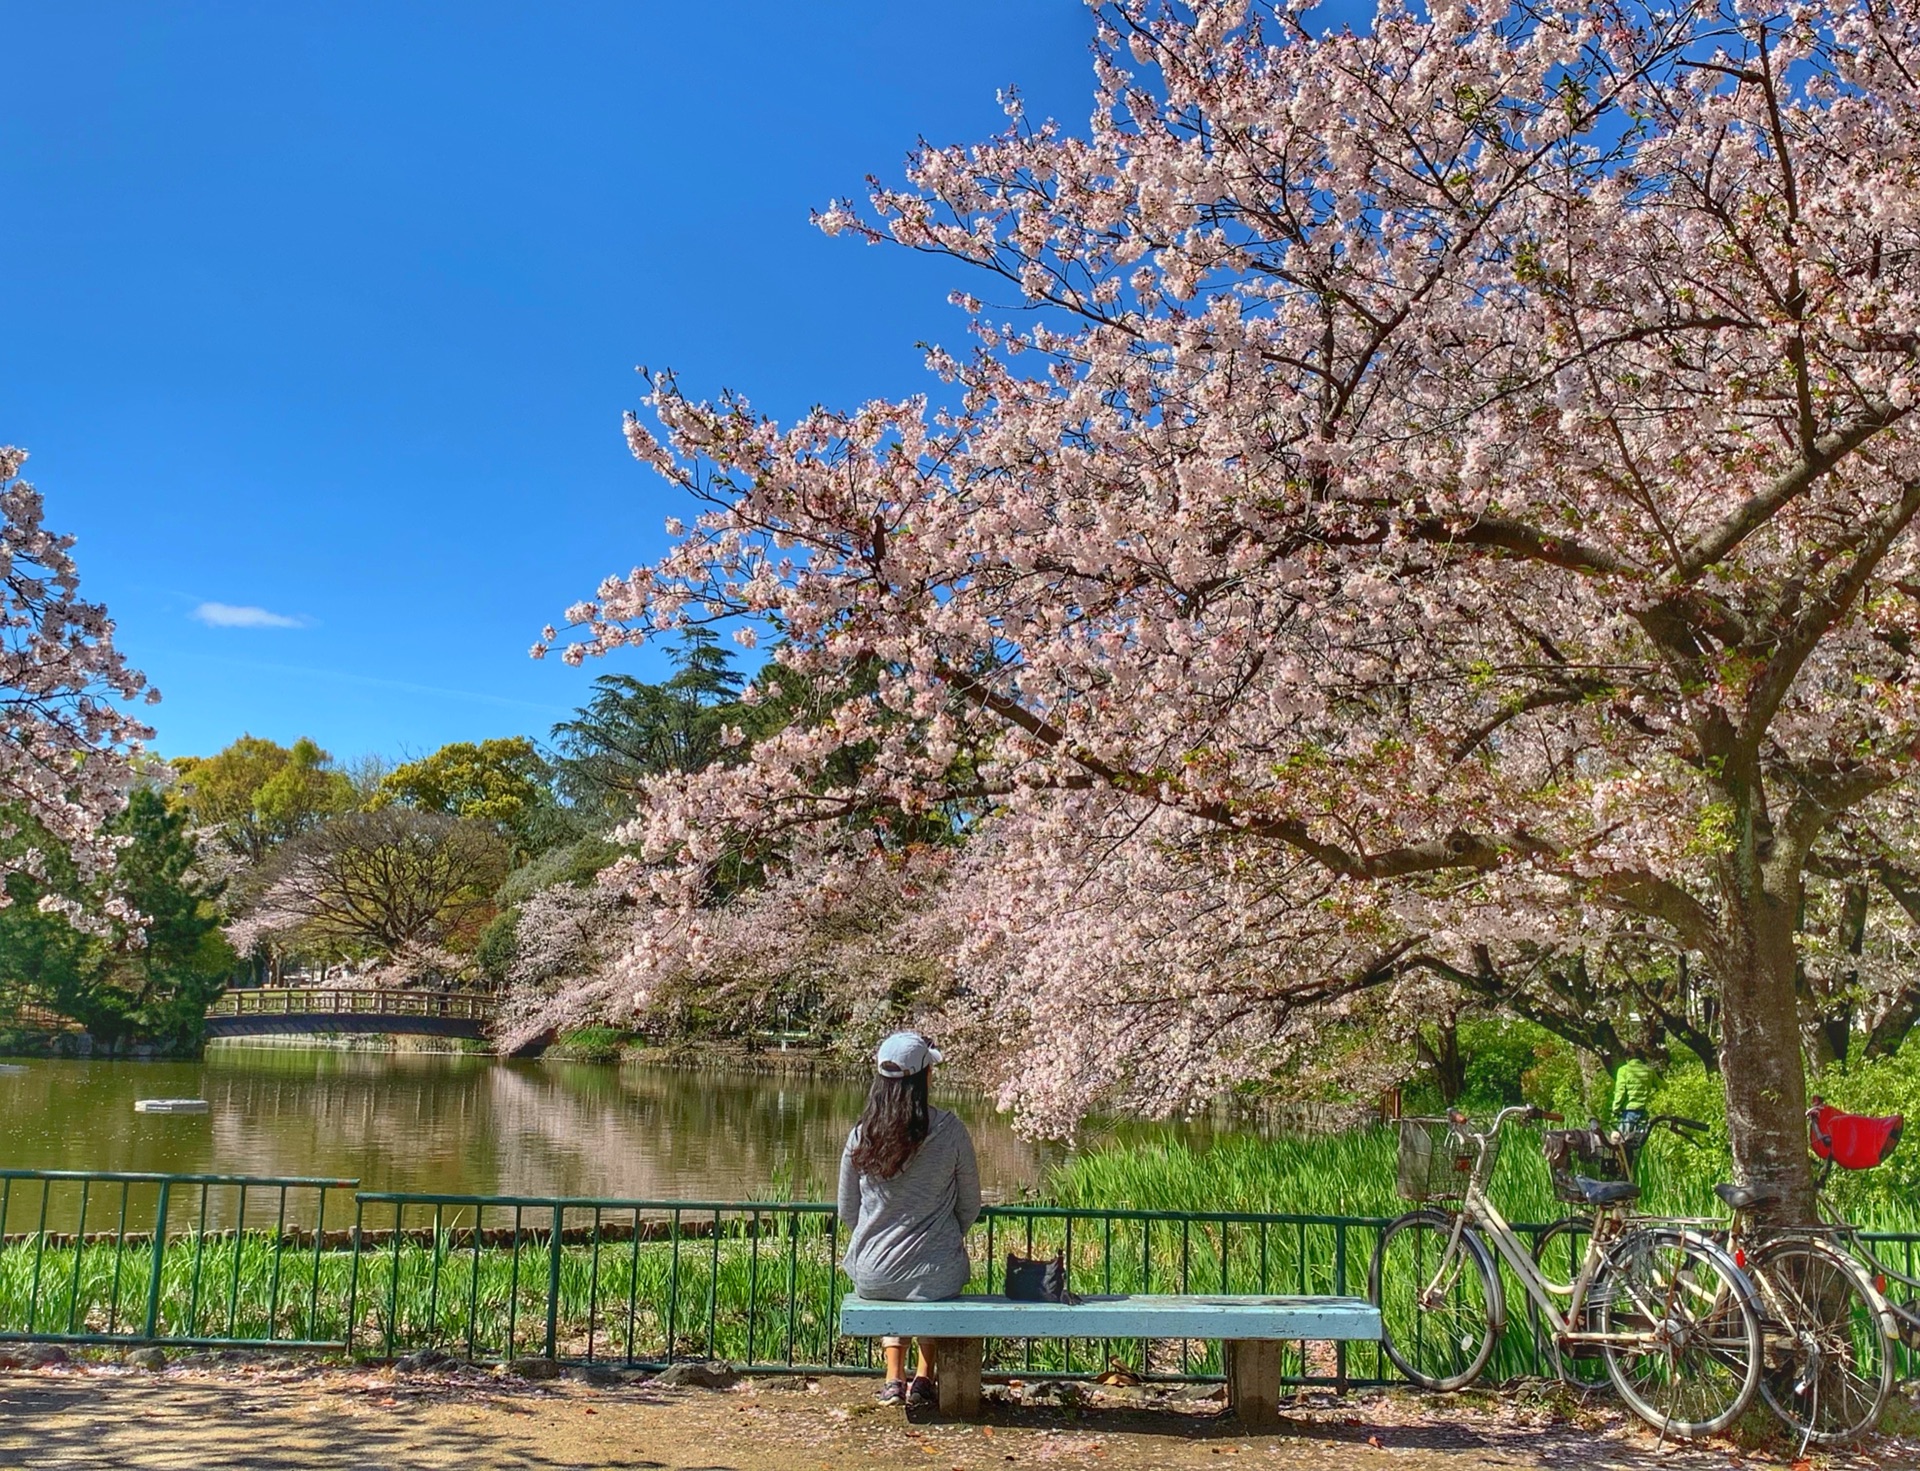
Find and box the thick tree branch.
[1678,402,1905,578]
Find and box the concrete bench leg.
[932,1337,982,1418]
[1224,1340,1282,1430]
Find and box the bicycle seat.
[1574,1176,1640,1206]
[1713,1182,1780,1212]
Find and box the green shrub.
[1637,1052,1920,1230]
[1810,1040,1920,1225]
[1456,1018,1541,1109]
[550,1026,632,1065]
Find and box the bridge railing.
[4,1169,1917,1386]
[206,988,491,1022]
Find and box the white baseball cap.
[875,1031,942,1077]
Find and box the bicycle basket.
[1540,1126,1622,1204]
[1396,1117,1486,1202]
[1810,1103,1904,1171]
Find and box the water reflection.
[0,1047,1060,1221]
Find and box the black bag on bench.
[1004,1252,1080,1304]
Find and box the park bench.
[839,1292,1381,1428]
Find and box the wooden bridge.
[203,987,492,1042]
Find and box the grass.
[547,1026,634,1065]
[1048,1120,1920,1233]
[0,1217,850,1365]
[1048,1125,1718,1222]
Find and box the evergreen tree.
[0,790,233,1048]
[551,629,751,817]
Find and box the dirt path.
[0,1363,1912,1470]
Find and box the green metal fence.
[3,1170,1917,1386]
[0,1170,361,1349]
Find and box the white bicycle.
[1369,1104,1764,1439]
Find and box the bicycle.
[1528,1113,1712,1392]
[1370,1104,1764,1439]
[1805,1100,1920,1350]
[1709,1098,1916,1446]
[1533,1112,1896,1445]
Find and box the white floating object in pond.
[133,1098,209,1114]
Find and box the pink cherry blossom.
[546,3,1920,1219]
[1,448,153,922]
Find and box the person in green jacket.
[1611,1057,1661,1139]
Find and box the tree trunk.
[1575,1047,1610,1123]
[1713,896,1816,1224]
[1865,991,1920,1059]
[1415,1016,1466,1105]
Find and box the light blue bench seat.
[839,1293,1380,1425]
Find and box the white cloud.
[191,602,310,630]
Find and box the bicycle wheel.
[1531,1217,1608,1389]
[1595,1228,1762,1438]
[1749,1235,1893,1445]
[1370,1209,1503,1391]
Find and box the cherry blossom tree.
[227,809,507,972]
[496,839,956,1055]
[548,1,1920,1219]
[2,448,155,923]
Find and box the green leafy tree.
[370,737,560,857]
[173,735,355,862]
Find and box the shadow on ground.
[0,1375,687,1471]
[0,1367,1899,1470]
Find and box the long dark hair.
[850,1068,930,1180]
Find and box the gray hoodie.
[838,1106,981,1300]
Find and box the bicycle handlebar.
[1426,1103,1564,1145]
[1441,1104,1562,1130]
[1490,1103,1556,1133]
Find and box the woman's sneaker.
[875,1379,907,1406]
[906,1375,937,1408]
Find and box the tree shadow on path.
[0,1374,700,1471]
[1,1369,1892,1471]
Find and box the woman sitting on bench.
[838,1031,981,1408]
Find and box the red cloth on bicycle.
[1810,1104,1904,1170]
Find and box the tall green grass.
[0,1232,356,1344]
[1047,1121,1920,1233]
[0,1224,851,1366]
[0,1204,1440,1382]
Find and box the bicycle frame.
[1813,1198,1920,1346]
[1416,1106,1655,1348]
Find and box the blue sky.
[0,1,1098,762]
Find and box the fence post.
[545,1204,564,1360]
[142,1180,171,1341]
[344,1196,363,1356]
[1333,1222,1349,1392]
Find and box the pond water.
[0,1044,1198,1210]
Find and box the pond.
[0,1044,1222,1213]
